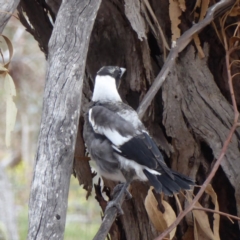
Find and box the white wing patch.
[100,128,132,146]
[117,155,161,181]
[89,109,95,127]
[89,108,132,146]
[112,144,122,153]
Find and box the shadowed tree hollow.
[2,0,240,239]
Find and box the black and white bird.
[83,66,194,200]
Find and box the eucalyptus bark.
[27,0,101,239]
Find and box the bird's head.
[92,66,126,103]
[97,66,126,88]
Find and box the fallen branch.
[137,0,235,119]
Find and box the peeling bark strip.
[27,1,102,239]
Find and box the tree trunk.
[17,0,240,239]
[25,1,102,239]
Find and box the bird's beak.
[120,68,126,77]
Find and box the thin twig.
[137,0,235,119]
[143,0,170,59]
[222,23,239,120]
[193,207,240,222]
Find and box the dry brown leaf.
[194,218,212,240]
[199,0,210,20]
[145,187,176,239]
[191,0,201,14]
[193,201,215,239]
[192,0,209,58]
[229,36,240,48]
[174,193,182,212]
[169,0,182,43]
[229,7,240,17]
[193,34,205,58]
[187,190,217,240]
[0,35,17,147]
[182,227,194,240]
[178,0,186,12]
[212,21,223,45]
[205,184,220,240]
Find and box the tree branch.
[193,207,240,222]
[93,183,130,240]
[137,0,235,119]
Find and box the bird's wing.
[89,105,173,177]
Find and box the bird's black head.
[97,66,126,88]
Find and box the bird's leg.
[105,169,134,215]
[105,181,131,215]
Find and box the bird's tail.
[143,169,194,196]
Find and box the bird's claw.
[112,183,132,200]
[105,200,124,215]
[104,182,132,215]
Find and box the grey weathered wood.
[0,0,20,33]
[124,0,146,41]
[27,0,102,239]
[163,45,240,218]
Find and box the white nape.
[92,75,122,102]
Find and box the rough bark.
[27,0,102,239]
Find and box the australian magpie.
[83,66,194,201]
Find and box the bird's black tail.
[143,169,194,196]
